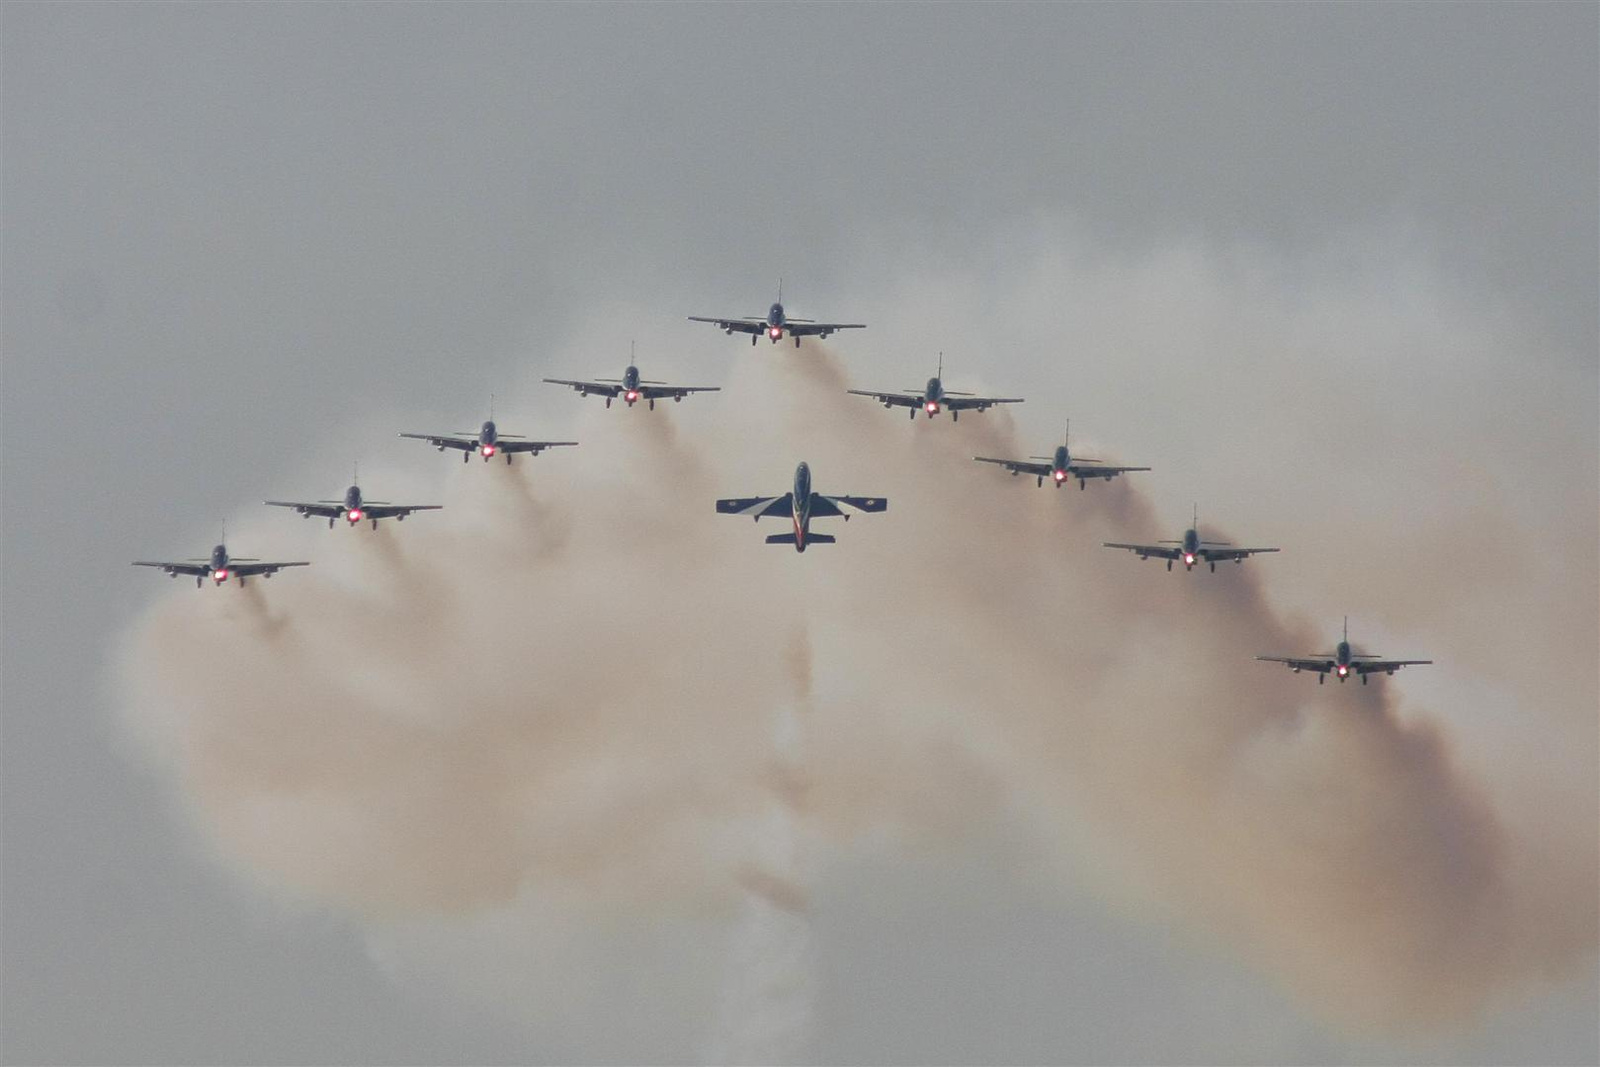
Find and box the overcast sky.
[3,4,1595,1065]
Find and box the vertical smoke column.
[702,627,816,1064]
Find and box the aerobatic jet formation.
[133,542,309,588]
[1257,618,1432,684]
[715,462,887,552]
[689,282,866,347]
[400,406,577,464]
[849,354,1023,421]
[266,467,441,529]
[544,356,718,410]
[1104,507,1279,571]
[974,423,1148,488]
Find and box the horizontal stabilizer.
[765,533,836,546]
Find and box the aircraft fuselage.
[342,484,366,524]
[790,462,813,550]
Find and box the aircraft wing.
[942,395,1024,412]
[497,439,578,454]
[1353,659,1432,674]
[399,432,476,452]
[973,456,1053,477]
[1102,542,1183,561]
[265,500,345,519]
[809,493,888,518]
[688,316,766,335]
[359,503,442,520]
[543,377,623,398]
[1256,656,1336,674]
[131,560,210,577]
[229,560,311,577]
[847,389,923,408]
[715,493,795,520]
[1201,545,1279,562]
[786,321,866,338]
[638,384,721,402]
[1072,463,1150,481]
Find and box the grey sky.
[3,4,1595,1064]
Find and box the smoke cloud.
[114,245,1597,1059]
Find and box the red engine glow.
[925,401,939,414]
[768,327,782,339]
[212,569,229,582]
[347,509,363,522]
[482,445,496,456]
[1053,469,1067,482]
[1337,665,1349,676]
[1184,553,1195,565]
[625,390,640,402]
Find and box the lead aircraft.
[715,462,887,552]
[266,466,442,529]
[1103,506,1279,571]
[1257,618,1432,684]
[133,540,308,588]
[849,354,1023,421]
[689,282,865,347]
[973,422,1148,488]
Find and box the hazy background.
[3,4,1596,1064]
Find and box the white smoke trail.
[702,627,816,1064]
[111,247,1597,1055]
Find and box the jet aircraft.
[266,467,441,529]
[848,354,1023,421]
[689,282,865,347]
[1257,618,1431,684]
[544,354,718,410]
[1104,507,1279,571]
[133,542,308,588]
[400,404,576,463]
[973,423,1148,487]
[715,462,887,552]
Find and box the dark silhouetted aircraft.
[401,401,576,464]
[849,354,1023,421]
[133,541,308,588]
[1104,506,1279,571]
[715,462,887,552]
[974,422,1147,487]
[1257,618,1432,684]
[266,466,441,529]
[689,282,865,347]
[544,350,718,410]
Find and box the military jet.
[715,462,887,552]
[266,466,441,529]
[689,282,865,348]
[973,422,1148,488]
[1257,618,1432,684]
[1104,506,1279,571]
[544,349,718,410]
[848,354,1023,421]
[133,540,308,588]
[400,402,576,464]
